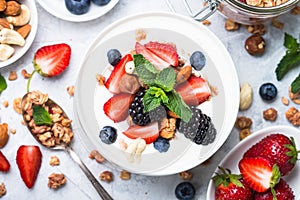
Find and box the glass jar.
[218,0,300,24]
[167,0,300,25]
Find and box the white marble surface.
[0,0,300,199]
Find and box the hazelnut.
[245,34,266,55]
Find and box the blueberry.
[190,51,206,71]
[153,137,170,153]
[65,0,91,15]
[99,126,117,144]
[107,49,122,66]
[92,0,111,6]
[175,182,196,200]
[259,82,277,101]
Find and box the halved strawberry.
[33,43,71,77]
[0,150,10,172]
[103,93,134,123]
[243,133,300,176]
[238,157,281,193]
[144,41,178,67]
[16,145,42,188]
[175,75,211,106]
[123,122,159,144]
[105,54,133,94]
[135,42,170,70]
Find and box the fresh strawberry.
[33,43,71,77]
[144,41,179,67]
[103,93,134,123]
[135,42,170,70]
[16,145,42,189]
[0,150,10,172]
[213,167,253,200]
[175,75,211,106]
[254,179,295,200]
[243,133,300,176]
[105,54,133,94]
[123,122,159,144]
[238,157,281,193]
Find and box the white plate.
[207,125,300,199]
[74,12,239,175]
[0,0,38,68]
[36,0,119,22]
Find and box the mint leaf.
[0,74,7,94]
[143,87,169,112]
[134,54,159,85]
[291,73,300,93]
[284,33,300,54]
[32,105,53,126]
[165,90,192,122]
[155,68,176,92]
[276,52,300,80]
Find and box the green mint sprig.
[0,74,7,94]
[133,54,192,122]
[275,33,300,93]
[32,105,53,126]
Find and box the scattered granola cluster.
[0,182,6,197]
[21,91,73,147]
[235,116,253,140]
[48,173,67,189]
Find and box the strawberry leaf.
[155,68,176,92]
[32,105,53,126]
[0,74,7,94]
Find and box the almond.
[17,24,31,39]
[0,123,9,148]
[0,18,12,30]
[176,65,192,84]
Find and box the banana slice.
[0,44,15,61]
[0,28,25,46]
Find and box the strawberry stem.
[27,70,37,93]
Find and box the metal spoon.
[21,91,113,200]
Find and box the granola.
[48,173,67,189]
[21,91,74,147]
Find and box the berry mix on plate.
[214,133,300,200]
[99,41,217,153]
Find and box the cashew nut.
[6,4,31,26]
[0,28,25,46]
[0,44,14,61]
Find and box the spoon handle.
[65,145,113,200]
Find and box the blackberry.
[128,90,166,126]
[177,106,216,145]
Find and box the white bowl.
[207,125,300,199]
[74,12,240,175]
[0,0,38,68]
[36,0,119,22]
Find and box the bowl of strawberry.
[207,125,300,199]
[74,22,239,175]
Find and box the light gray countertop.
[0,0,300,199]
